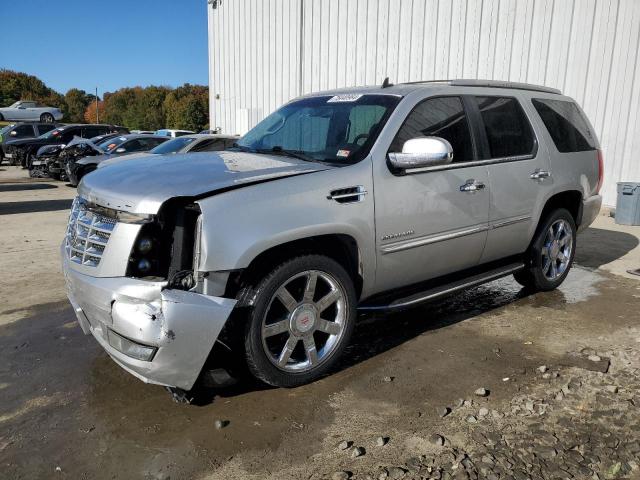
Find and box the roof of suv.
[303,79,562,98]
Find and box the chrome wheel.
[261,270,347,372]
[541,219,573,280]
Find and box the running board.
[359,262,525,312]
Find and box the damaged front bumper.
[62,248,237,390]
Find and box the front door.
[468,95,552,263]
[372,96,490,293]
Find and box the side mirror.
[115,147,126,153]
[388,137,453,173]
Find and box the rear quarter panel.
[519,92,600,221]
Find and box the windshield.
[150,136,195,154]
[38,127,63,139]
[235,94,401,164]
[97,136,128,152]
[9,102,20,108]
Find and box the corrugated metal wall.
[208,0,640,206]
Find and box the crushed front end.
[61,196,236,391]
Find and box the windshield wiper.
[256,146,315,162]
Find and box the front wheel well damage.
[204,234,363,379]
[225,234,363,302]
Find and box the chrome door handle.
[460,180,486,193]
[530,169,551,180]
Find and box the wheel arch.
[225,233,364,302]
[538,190,583,228]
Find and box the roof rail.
[402,79,561,95]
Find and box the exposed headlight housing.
[107,329,157,361]
[83,201,154,224]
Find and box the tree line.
[0,69,209,132]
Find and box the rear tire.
[514,208,576,291]
[243,254,356,388]
[40,113,54,123]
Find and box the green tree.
[64,88,95,123]
[164,83,209,132]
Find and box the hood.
[36,144,64,157]
[77,152,116,166]
[97,151,155,168]
[78,151,332,214]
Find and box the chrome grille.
[65,197,116,267]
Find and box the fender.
[196,161,378,298]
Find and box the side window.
[474,97,535,159]
[37,124,56,135]
[21,102,36,108]
[14,125,35,136]
[191,139,225,152]
[60,131,76,143]
[122,139,142,151]
[531,99,596,153]
[389,97,474,163]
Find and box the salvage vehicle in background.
[61,80,602,402]
[0,100,63,122]
[4,124,129,168]
[66,134,169,186]
[0,122,58,164]
[96,133,239,169]
[33,134,132,180]
[31,133,130,180]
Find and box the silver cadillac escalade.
[61,79,603,399]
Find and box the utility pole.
[95,87,99,124]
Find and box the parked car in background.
[97,134,239,169]
[130,130,155,135]
[31,133,125,179]
[0,122,58,164]
[199,129,221,134]
[4,124,129,168]
[155,128,194,138]
[66,134,169,186]
[61,80,602,400]
[0,100,63,122]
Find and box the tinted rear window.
[475,96,535,159]
[532,99,596,152]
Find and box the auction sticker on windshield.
[327,94,363,102]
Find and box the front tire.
[514,208,576,291]
[244,255,356,387]
[40,113,54,123]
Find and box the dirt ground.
[1,165,640,480]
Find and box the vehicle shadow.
[575,227,639,269]
[0,199,72,215]
[0,183,57,192]
[197,278,534,405]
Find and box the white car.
[0,100,63,123]
[155,128,195,138]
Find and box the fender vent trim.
[327,185,367,204]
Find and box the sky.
[1,0,209,95]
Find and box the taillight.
[596,149,604,194]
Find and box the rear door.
[468,95,551,263]
[373,95,490,292]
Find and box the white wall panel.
[209,0,640,205]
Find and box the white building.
[208,0,640,206]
